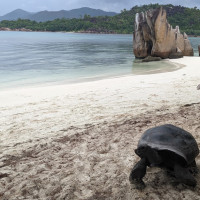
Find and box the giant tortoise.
[129,124,199,188]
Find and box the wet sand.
[0,57,200,199]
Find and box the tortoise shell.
[138,124,199,164]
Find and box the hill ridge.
[0,7,118,22]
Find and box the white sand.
[0,57,200,199]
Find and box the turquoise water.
[0,31,199,89]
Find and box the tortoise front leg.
[129,157,148,189]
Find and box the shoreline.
[0,61,184,105]
[1,56,200,199]
[1,29,200,37]
[0,59,184,92]
[0,28,125,34]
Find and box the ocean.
[0,31,199,90]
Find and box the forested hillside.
[1,4,200,35]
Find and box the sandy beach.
[0,56,200,199]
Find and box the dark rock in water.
[169,48,183,59]
[169,53,183,59]
[197,84,200,90]
[198,45,200,56]
[134,56,161,63]
[141,56,161,62]
[133,7,194,59]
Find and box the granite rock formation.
[133,7,194,59]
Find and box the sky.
[0,0,200,16]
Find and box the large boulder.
[133,7,194,59]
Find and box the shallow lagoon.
[0,31,199,89]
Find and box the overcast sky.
[0,0,200,16]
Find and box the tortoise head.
[135,145,148,157]
[135,146,162,165]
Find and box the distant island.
[1,4,200,35]
[0,7,117,22]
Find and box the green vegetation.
[1,4,200,35]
